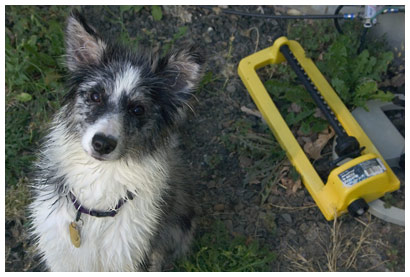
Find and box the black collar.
[69,191,134,221]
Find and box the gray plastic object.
[367,199,405,226]
[351,98,404,168]
[332,98,405,226]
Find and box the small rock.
[239,155,252,168]
[261,212,276,230]
[234,202,244,213]
[204,36,212,44]
[226,84,236,93]
[222,120,234,128]
[245,224,255,234]
[207,180,216,189]
[214,204,225,211]
[287,8,302,15]
[392,74,405,87]
[299,223,309,232]
[251,195,260,204]
[288,228,297,236]
[281,213,292,224]
[234,224,245,235]
[305,227,319,242]
[224,220,233,233]
[194,206,203,216]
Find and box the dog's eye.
[129,104,145,116]
[89,91,102,103]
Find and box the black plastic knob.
[348,198,369,217]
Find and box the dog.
[29,9,203,271]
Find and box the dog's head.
[63,9,203,161]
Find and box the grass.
[174,221,276,271]
[5,8,70,269]
[283,214,377,271]
[6,6,68,188]
[221,119,288,204]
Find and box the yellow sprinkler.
[238,36,400,221]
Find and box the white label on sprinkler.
[338,158,386,187]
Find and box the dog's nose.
[92,133,117,155]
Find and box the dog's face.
[63,10,203,161]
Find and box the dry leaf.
[313,108,326,120]
[300,136,312,144]
[281,177,292,187]
[256,6,265,14]
[214,204,225,211]
[239,155,253,168]
[303,127,335,160]
[290,178,302,194]
[240,106,262,118]
[391,74,405,87]
[287,8,302,15]
[280,176,302,196]
[245,236,253,246]
[248,178,260,185]
[270,184,280,195]
[212,7,222,15]
[288,103,302,113]
[222,119,235,128]
[279,166,290,176]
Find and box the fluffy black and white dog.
[29,9,203,271]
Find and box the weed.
[151,5,163,21]
[174,221,276,271]
[264,78,328,134]
[284,215,374,271]
[203,153,223,170]
[386,248,399,270]
[103,6,187,57]
[198,71,218,93]
[161,25,188,56]
[318,35,394,110]
[103,6,138,45]
[221,118,287,203]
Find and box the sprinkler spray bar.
[279,45,361,158]
[279,45,346,138]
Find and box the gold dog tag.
[69,222,81,248]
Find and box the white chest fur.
[30,129,170,271]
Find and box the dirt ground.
[5,6,405,271]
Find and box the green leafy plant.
[289,20,394,110]
[162,25,189,56]
[263,19,395,136]
[221,118,286,203]
[174,221,276,271]
[104,6,163,45]
[151,5,163,21]
[318,35,394,109]
[119,5,162,21]
[264,78,328,134]
[6,6,68,187]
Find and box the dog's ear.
[65,9,106,71]
[153,46,205,106]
